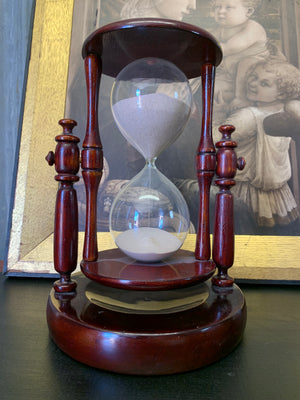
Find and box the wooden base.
[47,274,246,375]
[80,249,216,290]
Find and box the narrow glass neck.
[145,157,157,168]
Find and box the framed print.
[5,0,300,283]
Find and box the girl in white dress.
[216,60,300,227]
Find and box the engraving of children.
[66,0,300,235]
[215,60,300,228]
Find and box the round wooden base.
[80,249,216,290]
[47,274,246,375]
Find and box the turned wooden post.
[195,63,216,260]
[82,54,103,262]
[46,119,80,292]
[212,125,245,287]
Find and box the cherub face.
[246,65,281,104]
[155,0,196,21]
[214,0,253,27]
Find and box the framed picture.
[5,0,300,283]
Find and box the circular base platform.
[47,274,246,375]
[80,249,216,290]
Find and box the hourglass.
[46,19,246,375]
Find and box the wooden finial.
[212,125,245,287]
[46,119,80,293]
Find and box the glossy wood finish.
[47,274,246,375]
[195,63,216,260]
[82,18,222,78]
[46,119,80,292]
[81,249,215,290]
[82,54,103,262]
[212,126,246,287]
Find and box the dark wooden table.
[0,273,299,400]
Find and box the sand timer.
[46,19,247,375]
[109,57,192,262]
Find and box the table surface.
[0,274,299,400]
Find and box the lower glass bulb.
[109,160,190,263]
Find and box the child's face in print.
[246,65,281,103]
[155,0,196,21]
[214,0,253,27]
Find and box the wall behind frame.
[0,0,35,261]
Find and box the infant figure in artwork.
[212,0,269,120]
[215,60,300,227]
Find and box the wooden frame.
[4,0,300,283]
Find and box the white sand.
[115,227,182,262]
[112,92,188,159]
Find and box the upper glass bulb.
[111,57,192,159]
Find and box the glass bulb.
[109,159,190,262]
[111,57,192,158]
[109,57,192,262]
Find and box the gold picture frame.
[4,0,300,282]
